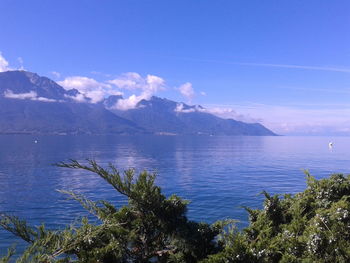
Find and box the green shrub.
[0,160,226,263]
[1,162,350,263]
[202,173,350,263]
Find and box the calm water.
[1,135,350,255]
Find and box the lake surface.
[1,135,350,256]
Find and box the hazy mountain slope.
[0,71,145,134]
[0,70,79,101]
[109,96,276,136]
[0,97,144,134]
[0,70,275,135]
[111,97,188,134]
[177,111,275,135]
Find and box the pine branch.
[56,160,161,213]
[0,246,15,263]
[0,214,37,243]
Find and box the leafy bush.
[0,160,226,263]
[203,172,350,263]
[1,162,350,263]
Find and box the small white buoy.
[329,142,333,148]
[34,140,38,144]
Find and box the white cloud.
[4,89,56,102]
[146,75,165,91]
[200,107,241,119]
[114,94,146,111]
[58,76,106,92]
[51,71,61,78]
[58,76,122,103]
[17,57,24,70]
[108,73,166,110]
[108,72,143,90]
[174,102,260,124]
[36,97,57,102]
[200,91,207,96]
[0,52,10,72]
[58,73,167,109]
[0,52,27,72]
[178,82,195,102]
[109,78,138,89]
[174,103,196,113]
[64,93,87,103]
[108,72,165,93]
[4,90,37,100]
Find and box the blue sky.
[0,0,350,135]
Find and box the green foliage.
[202,173,350,263]
[0,160,224,263]
[1,162,350,262]
[0,246,15,263]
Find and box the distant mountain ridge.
[0,70,276,136]
[0,70,79,102]
[0,71,144,134]
[109,96,275,136]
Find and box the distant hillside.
[0,70,276,136]
[0,71,145,134]
[0,70,79,101]
[108,96,276,136]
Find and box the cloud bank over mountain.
[0,52,262,126]
[178,82,195,102]
[0,70,275,136]
[4,89,57,102]
[58,76,121,103]
[57,71,201,111]
[0,51,348,136]
[108,73,166,110]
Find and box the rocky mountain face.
[0,71,144,134]
[0,70,276,136]
[0,71,79,101]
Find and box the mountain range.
[0,71,276,136]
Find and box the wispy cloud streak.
[167,56,350,74]
[238,62,350,73]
